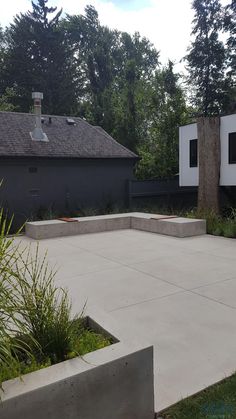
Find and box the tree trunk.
[197,116,220,214]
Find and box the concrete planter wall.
[25,212,206,240]
[0,317,155,419]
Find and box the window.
[29,167,38,173]
[189,139,198,168]
[229,132,236,164]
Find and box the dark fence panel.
[128,177,198,210]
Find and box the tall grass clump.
[186,207,236,238]
[11,245,82,363]
[0,203,80,384]
[0,208,32,387]
[0,194,111,388]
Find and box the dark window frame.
[229,132,236,164]
[189,138,198,168]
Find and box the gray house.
[0,98,137,227]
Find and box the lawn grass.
[160,373,236,419]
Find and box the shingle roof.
[0,112,138,159]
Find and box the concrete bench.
[25,213,206,240]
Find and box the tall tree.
[109,31,159,151]
[136,61,189,179]
[65,8,159,150]
[64,6,118,125]
[223,0,236,113]
[186,0,226,116]
[0,25,8,103]
[2,0,77,114]
[225,0,236,79]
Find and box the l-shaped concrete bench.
[25,213,206,240]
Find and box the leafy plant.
[74,328,111,356]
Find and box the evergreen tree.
[224,0,236,114]
[2,0,77,114]
[64,6,117,125]
[225,0,236,79]
[186,0,226,116]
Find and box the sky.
[1,0,229,70]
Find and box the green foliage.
[2,0,77,114]
[0,208,34,389]
[185,0,227,116]
[0,88,16,111]
[224,0,236,80]
[186,207,236,238]
[0,326,111,383]
[64,8,159,152]
[67,327,112,358]
[0,356,51,384]
[136,61,190,179]
[10,245,79,363]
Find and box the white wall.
[179,123,199,186]
[220,114,236,186]
[179,114,236,186]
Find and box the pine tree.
[3,0,77,114]
[186,0,226,116]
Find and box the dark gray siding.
[0,158,135,227]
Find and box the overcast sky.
[1,0,229,69]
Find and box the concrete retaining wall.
[25,212,206,240]
[1,320,155,419]
[131,216,206,238]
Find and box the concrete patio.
[17,229,236,413]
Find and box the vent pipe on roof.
[30,92,48,141]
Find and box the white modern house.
[179,113,236,186]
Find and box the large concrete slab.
[14,229,236,413]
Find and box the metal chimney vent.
[30,92,48,141]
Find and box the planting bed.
[1,316,154,419]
